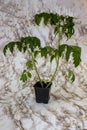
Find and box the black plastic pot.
[34,81,52,104]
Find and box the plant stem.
[46,32,61,88]
[50,55,59,82]
[28,49,43,87]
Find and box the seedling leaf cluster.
[3,12,81,85]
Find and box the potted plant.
[3,12,81,104]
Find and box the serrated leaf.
[40,46,54,57]
[71,46,81,67]
[58,44,81,67]
[42,13,50,25]
[26,60,33,69]
[59,44,67,57]
[3,41,25,55]
[66,45,81,67]
[21,36,41,52]
[15,42,22,51]
[66,46,72,61]
[35,14,42,25]
[50,13,58,25]
[72,51,81,67]
[65,16,74,27]
[34,13,63,26]
[3,42,16,55]
[34,13,75,40]
[35,13,50,25]
[68,69,75,82]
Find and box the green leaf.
[3,41,24,55]
[65,16,74,27]
[66,45,72,61]
[42,13,50,25]
[34,51,40,58]
[54,25,60,34]
[3,45,8,55]
[35,13,50,25]
[16,42,22,51]
[64,16,75,39]
[21,36,41,52]
[20,70,32,82]
[40,46,55,58]
[50,55,55,62]
[3,42,16,55]
[54,49,59,57]
[27,72,32,78]
[35,13,59,26]
[41,47,48,58]
[34,13,75,40]
[71,46,81,67]
[20,72,27,82]
[68,69,75,82]
[59,45,81,67]
[50,13,59,25]
[65,28,74,39]
[46,46,54,54]
[59,44,67,57]
[35,14,42,25]
[66,45,81,67]
[26,60,33,69]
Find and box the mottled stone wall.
[0,1,87,130]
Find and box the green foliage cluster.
[59,44,81,67]
[20,70,32,82]
[35,12,74,39]
[3,12,81,85]
[4,36,41,55]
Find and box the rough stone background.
[0,0,87,130]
